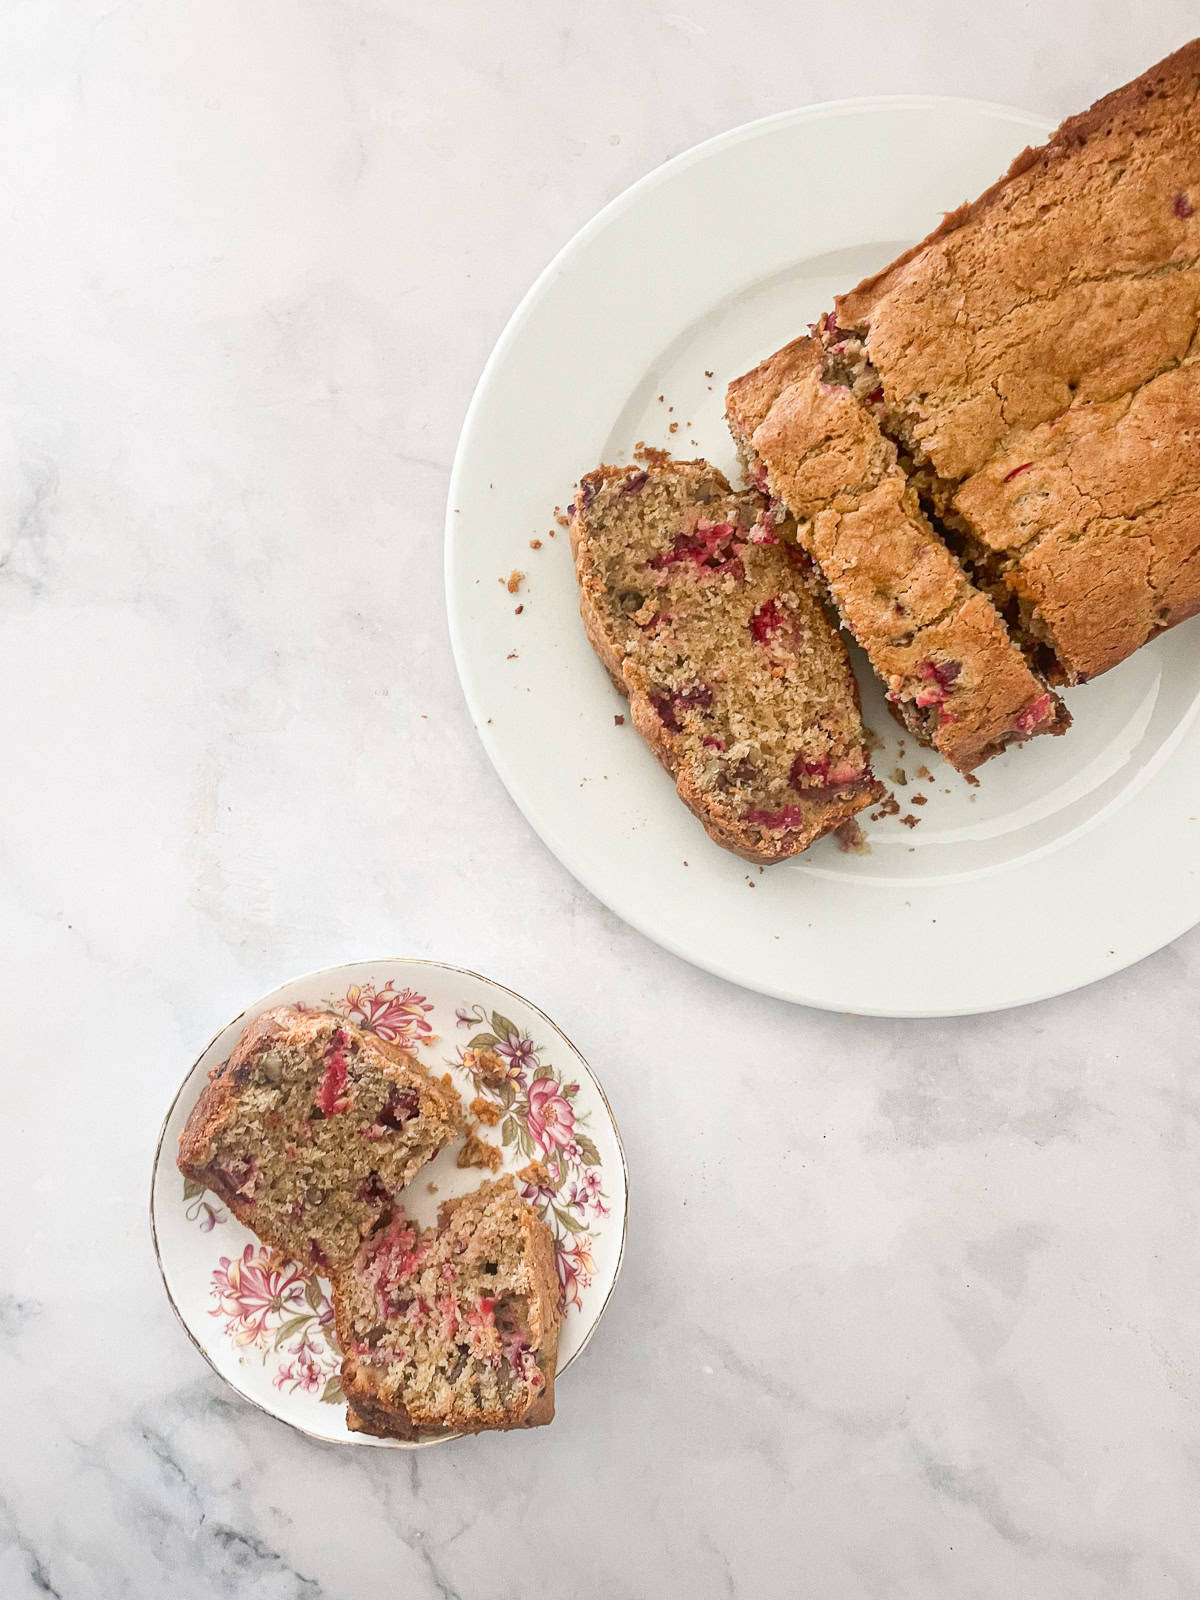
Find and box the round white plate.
[151,960,627,1446]
[445,99,1200,1017]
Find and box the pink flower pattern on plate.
[340,981,436,1048]
[455,1005,610,1312]
[207,1243,342,1401]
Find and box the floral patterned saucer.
[150,959,627,1446]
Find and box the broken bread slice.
[570,456,883,861]
[178,1007,463,1273]
[727,339,1069,773]
[335,1176,561,1439]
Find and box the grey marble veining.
[3,2,1200,1596]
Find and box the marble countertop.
[4,3,1200,1596]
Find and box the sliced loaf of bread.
[727,339,1069,772]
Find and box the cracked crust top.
[952,357,1200,678]
[837,40,1200,482]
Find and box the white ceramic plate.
[445,99,1200,1017]
[151,960,627,1446]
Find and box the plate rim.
[444,96,1200,1017]
[149,956,629,1448]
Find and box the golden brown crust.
[842,38,1200,322]
[569,457,883,857]
[833,41,1200,561]
[951,358,1200,679]
[728,347,1068,772]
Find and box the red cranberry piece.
[651,683,712,731]
[578,479,595,508]
[1015,692,1052,732]
[378,1087,421,1127]
[745,804,807,830]
[702,736,726,751]
[866,386,884,405]
[356,1171,392,1206]
[916,658,961,690]
[648,519,744,579]
[309,1240,330,1271]
[1175,192,1194,219]
[650,691,681,732]
[315,1044,350,1117]
[215,1156,258,1200]
[790,753,830,789]
[620,471,649,496]
[750,596,788,643]
[1002,461,1033,484]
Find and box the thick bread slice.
[727,339,1069,772]
[570,455,882,861]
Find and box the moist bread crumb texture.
[726,339,1068,772]
[336,1176,561,1438]
[178,1007,463,1272]
[570,457,883,860]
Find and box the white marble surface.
[3,3,1200,1596]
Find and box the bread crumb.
[964,772,980,788]
[462,1046,509,1085]
[912,794,927,806]
[900,814,919,828]
[835,819,870,854]
[470,1096,504,1126]
[635,443,672,467]
[704,370,713,377]
[427,1181,438,1194]
[614,713,625,725]
[529,538,542,549]
[506,570,524,593]
[916,765,934,781]
[458,1128,503,1172]
[506,651,518,660]
[668,421,679,434]
[518,1160,552,1191]
[891,767,907,786]
[514,604,524,614]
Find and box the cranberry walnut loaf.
[726,338,1069,772]
[335,1176,561,1438]
[825,39,1200,682]
[178,1007,463,1272]
[570,456,883,862]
